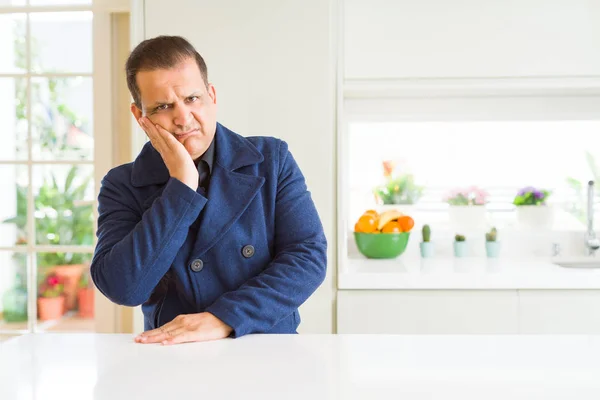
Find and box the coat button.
[242,245,255,258]
[190,259,204,272]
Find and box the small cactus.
[455,233,466,242]
[422,224,431,242]
[485,227,497,242]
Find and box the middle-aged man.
[90,35,327,345]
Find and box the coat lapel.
[191,124,265,256]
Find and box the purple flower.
[518,186,535,196]
[534,190,544,199]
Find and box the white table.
[2,333,600,399]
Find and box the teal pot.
[419,242,435,258]
[485,241,501,258]
[453,241,468,258]
[2,286,28,322]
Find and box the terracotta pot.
[77,288,95,318]
[38,296,65,321]
[52,264,84,311]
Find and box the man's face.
[131,57,217,162]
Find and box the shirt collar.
[197,134,216,174]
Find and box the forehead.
[136,58,205,104]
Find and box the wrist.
[206,312,233,334]
[173,175,198,191]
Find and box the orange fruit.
[381,221,402,233]
[363,209,379,218]
[355,215,377,233]
[397,216,415,232]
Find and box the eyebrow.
[147,92,202,110]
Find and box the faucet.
[586,180,600,255]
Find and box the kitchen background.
[1,0,600,341]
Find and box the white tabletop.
[2,333,600,399]
[339,256,600,289]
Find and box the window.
[346,120,600,232]
[0,1,96,336]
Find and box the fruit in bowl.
[353,209,414,259]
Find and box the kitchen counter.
[339,256,600,289]
[3,333,600,399]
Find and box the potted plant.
[485,227,500,258]
[419,224,434,258]
[4,166,94,312]
[38,272,65,321]
[445,186,489,231]
[513,186,553,229]
[77,270,94,319]
[373,160,424,211]
[453,234,468,257]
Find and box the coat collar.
[131,122,264,188]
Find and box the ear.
[130,103,143,124]
[207,84,217,104]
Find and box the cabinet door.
[518,290,600,334]
[344,0,600,80]
[337,290,518,334]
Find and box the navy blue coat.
[90,123,327,337]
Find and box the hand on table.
[135,312,232,345]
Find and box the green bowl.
[354,232,411,259]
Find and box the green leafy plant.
[374,174,424,205]
[485,227,497,242]
[374,160,424,205]
[454,234,466,242]
[3,166,94,270]
[78,270,91,290]
[422,224,431,242]
[444,186,489,206]
[513,186,551,206]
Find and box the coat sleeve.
[90,175,206,306]
[205,141,327,337]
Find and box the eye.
[156,104,169,111]
[187,96,199,103]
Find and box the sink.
[554,260,600,269]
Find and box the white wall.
[343,0,600,79]
[136,0,337,333]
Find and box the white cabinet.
[343,0,600,80]
[518,290,600,334]
[337,290,519,334]
[338,290,600,334]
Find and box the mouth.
[173,129,199,141]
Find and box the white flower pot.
[448,205,487,231]
[516,205,554,230]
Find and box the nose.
[173,102,193,127]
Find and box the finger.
[136,322,176,341]
[139,328,180,344]
[161,330,196,346]
[139,118,164,151]
[153,123,178,151]
[142,327,186,343]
